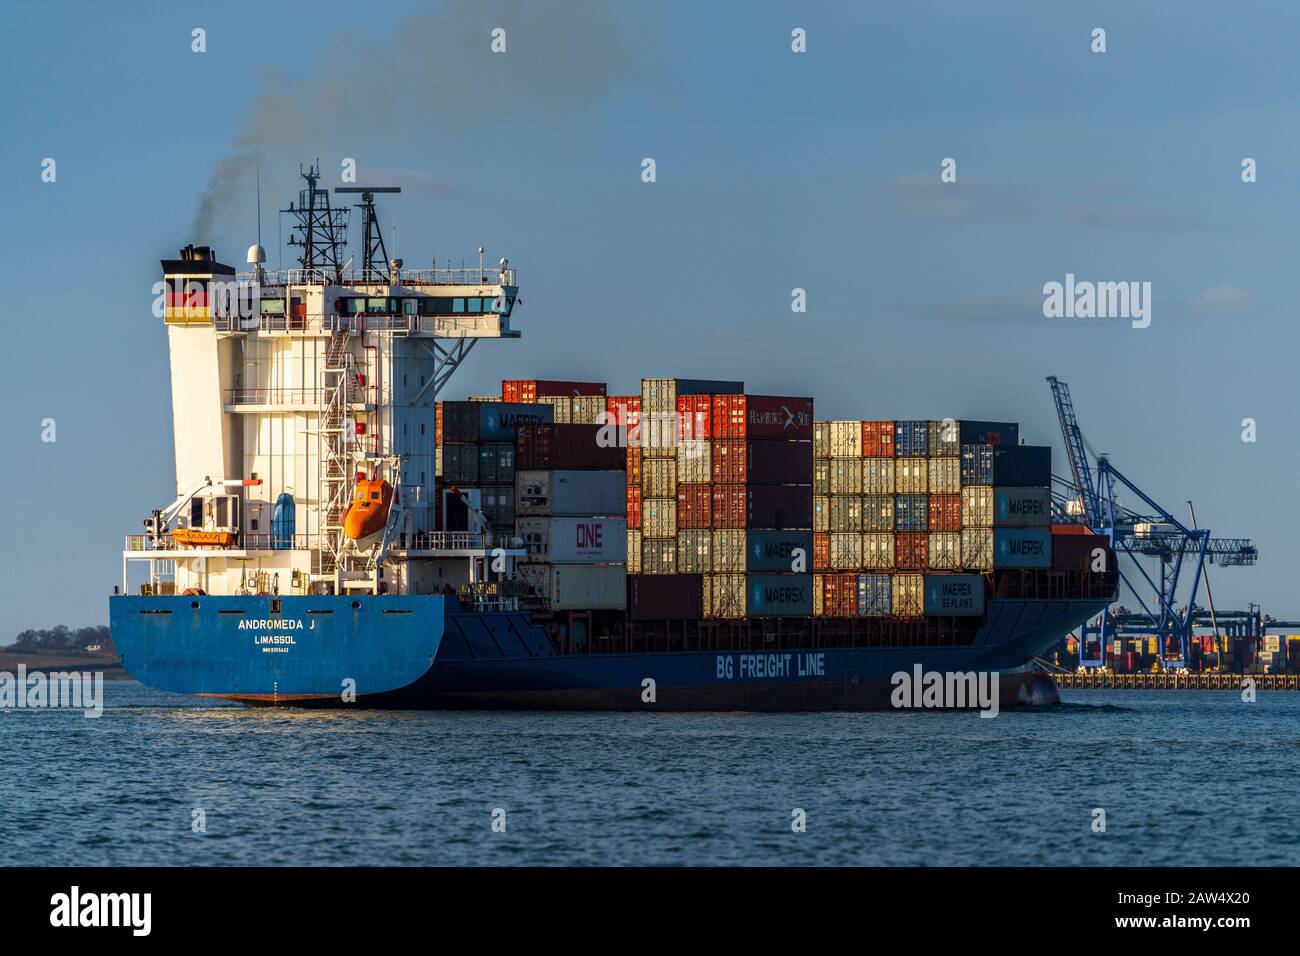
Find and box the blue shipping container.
[993,528,1052,568]
[895,494,929,532]
[923,573,985,615]
[894,420,929,457]
[994,487,1052,526]
[443,401,554,442]
[961,444,993,485]
[857,574,892,617]
[747,574,813,617]
[958,420,1019,447]
[675,379,745,395]
[747,530,813,573]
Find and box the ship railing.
[404,530,518,551]
[238,266,516,287]
[225,385,378,406]
[124,533,329,553]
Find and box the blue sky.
[3,0,1297,634]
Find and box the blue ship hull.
[109,593,1108,710]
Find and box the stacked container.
[958,425,1052,571]
[440,401,554,535]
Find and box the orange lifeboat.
[344,478,395,540]
[170,528,236,548]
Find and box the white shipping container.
[829,495,863,533]
[813,573,824,616]
[928,457,961,494]
[519,563,626,610]
[537,394,573,423]
[830,532,863,569]
[640,410,678,458]
[711,529,746,573]
[627,529,642,573]
[813,422,831,459]
[813,459,831,496]
[829,421,862,457]
[642,458,677,497]
[677,529,713,573]
[961,528,993,570]
[705,573,746,618]
[571,395,605,424]
[516,516,628,563]
[928,532,962,569]
[862,494,894,532]
[896,459,928,494]
[677,440,712,483]
[962,486,993,527]
[829,457,863,495]
[892,573,924,617]
[516,470,627,517]
[640,377,677,413]
[641,536,676,573]
[863,533,895,569]
[813,495,829,533]
[863,457,895,495]
[643,497,677,538]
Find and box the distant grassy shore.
[0,650,129,679]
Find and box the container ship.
[109,168,1117,710]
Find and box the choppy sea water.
[3,681,1297,866]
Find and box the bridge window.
[260,298,285,315]
[452,297,465,313]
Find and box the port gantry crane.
[1046,377,1257,668]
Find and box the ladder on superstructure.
[318,325,354,578]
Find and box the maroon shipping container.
[503,379,607,402]
[712,395,815,441]
[1051,532,1111,572]
[711,484,812,529]
[895,532,929,570]
[676,484,712,529]
[628,573,705,620]
[516,423,625,471]
[712,440,813,484]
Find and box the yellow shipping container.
[862,533,895,569]
[640,377,676,413]
[829,495,863,533]
[711,529,746,573]
[863,457,895,495]
[705,573,746,618]
[537,395,572,423]
[928,532,962,569]
[677,440,711,483]
[813,422,831,459]
[813,495,829,533]
[829,457,863,495]
[961,486,994,527]
[862,494,894,532]
[813,459,831,496]
[896,458,928,494]
[572,395,605,424]
[642,458,677,497]
[626,530,643,573]
[643,497,677,539]
[641,537,676,574]
[892,573,924,617]
[813,573,824,616]
[928,457,961,494]
[830,532,863,569]
[640,409,678,458]
[960,528,993,570]
[677,529,712,573]
[829,421,862,457]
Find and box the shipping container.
[961,445,1052,487]
[441,443,480,484]
[813,495,829,533]
[604,395,641,445]
[641,536,676,574]
[928,494,961,532]
[536,394,572,424]
[895,532,929,570]
[711,529,746,573]
[813,531,830,571]
[704,573,746,618]
[961,528,993,570]
[678,379,744,396]
[829,495,863,532]
[958,420,1018,447]
[927,419,961,458]
[896,458,928,494]
[712,439,812,484]
[640,408,679,457]
[641,458,677,498]
[863,457,895,495]
[829,421,862,457]
[626,485,642,528]
[923,573,984,615]
[480,483,515,528]
[895,493,929,532]
[993,487,1052,527]
[516,516,628,563]
[813,459,830,496]
[628,573,703,619]
[677,440,712,483]
[643,497,677,539]
[676,394,712,440]
[813,422,831,459]
[856,573,892,616]
[640,378,677,414]
[476,442,515,484]
[443,401,554,443]
[676,482,712,528]
[863,494,895,532]
[676,529,713,573]
[829,532,862,570]
[625,446,642,489]
[861,421,895,458]
[928,532,961,569]
[894,420,929,458]
[519,563,627,610]
[1051,532,1110,572]
[892,574,924,618]
[821,572,859,617]
[711,484,812,529]
[993,528,1051,568]
[813,574,824,616]
[435,401,444,445]
[746,529,813,573]
[516,470,626,517]
[862,533,895,569]
[502,380,607,403]
[626,529,642,572]
[927,457,960,494]
[713,395,814,440]
[829,456,862,495]
[571,395,605,425]
[747,574,814,617]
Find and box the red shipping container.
[895,532,929,570]
[503,379,607,402]
[862,420,895,458]
[676,394,712,440]
[628,573,704,620]
[813,532,830,572]
[711,484,746,528]
[928,494,961,532]
[435,402,444,445]
[605,395,641,444]
[711,395,815,441]
[625,446,642,488]
[712,440,813,484]
[676,484,712,529]
[822,572,858,617]
[516,423,625,471]
[626,486,642,529]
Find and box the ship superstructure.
[126,165,522,601]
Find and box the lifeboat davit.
[344,478,395,541]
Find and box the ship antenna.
[256,141,263,249]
